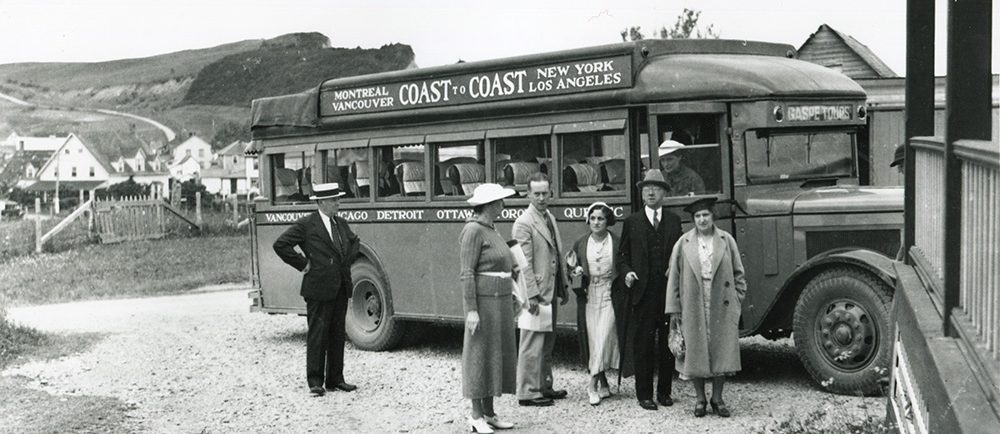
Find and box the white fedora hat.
[467,183,515,206]
[658,139,686,156]
[309,182,347,200]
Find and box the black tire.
[345,260,404,351]
[793,266,892,395]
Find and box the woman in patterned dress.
[568,202,625,406]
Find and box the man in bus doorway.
[273,182,360,396]
[620,170,682,410]
[512,172,570,407]
[659,137,705,197]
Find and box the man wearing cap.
[659,139,705,197]
[619,170,683,410]
[273,182,361,396]
[512,172,570,407]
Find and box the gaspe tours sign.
[319,55,632,116]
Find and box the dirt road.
[3,289,884,433]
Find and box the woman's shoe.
[710,400,731,417]
[598,385,612,399]
[694,400,707,418]
[468,417,494,433]
[588,388,601,406]
[483,414,513,430]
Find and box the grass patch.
[760,408,897,433]
[0,235,248,306]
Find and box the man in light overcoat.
[512,172,569,407]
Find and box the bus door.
[646,102,733,230]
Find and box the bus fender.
[756,248,898,334]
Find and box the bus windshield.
[745,129,855,183]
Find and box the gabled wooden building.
[798,24,898,79]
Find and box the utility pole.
[54,145,61,214]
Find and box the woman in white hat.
[459,183,517,433]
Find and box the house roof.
[798,24,897,78]
[200,167,246,179]
[24,180,108,191]
[218,140,247,156]
[0,151,52,185]
[8,134,69,151]
[174,135,212,150]
[35,134,116,178]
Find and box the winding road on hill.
[0,91,176,142]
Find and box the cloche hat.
[658,139,686,156]
[683,197,718,215]
[309,182,347,200]
[467,183,515,206]
[636,169,669,190]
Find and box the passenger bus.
[247,39,903,395]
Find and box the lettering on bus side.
[260,212,313,224]
[319,55,633,116]
[562,206,626,220]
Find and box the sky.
[0,0,996,76]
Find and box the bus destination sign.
[319,55,633,117]
[786,105,852,122]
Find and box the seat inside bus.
[562,163,601,193]
[436,157,478,195]
[600,159,626,190]
[395,160,426,196]
[502,161,543,195]
[447,163,486,196]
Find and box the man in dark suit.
[620,170,682,410]
[273,182,360,396]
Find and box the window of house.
[270,148,315,203]
[321,145,369,200]
[64,149,69,154]
[655,114,724,198]
[431,137,484,199]
[71,167,77,177]
[185,149,191,157]
[557,122,627,195]
[373,138,425,200]
[490,127,552,197]
[198,149,205,158]
[89,167,95,177]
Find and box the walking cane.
[617,282,633,390]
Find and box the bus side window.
[271,150,314,203]
[323,147,368,200]
[656,114,723,198]
[376,143,425,199]
[432,140,484,198]
[492,135,550,197]
[558,130,627,194]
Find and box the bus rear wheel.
[793,266,892,396]
[346,260,404,351]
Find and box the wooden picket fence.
[92,195,200,244]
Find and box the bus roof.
[251,39,864,138]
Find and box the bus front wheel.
[346,260,404,351]
[793,266,892,396]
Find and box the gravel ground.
[3,289,885,433]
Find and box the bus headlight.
[857,105,867,120]
[773,106,784,123]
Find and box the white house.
[30,134,112,192]
[3,132,68,152]
[169,155,202,181]
[171,135,214,169]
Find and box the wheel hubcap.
[816,299,878,371]
[351,280,382,332]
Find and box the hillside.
[183,40,414,106]
[0,32,415,149]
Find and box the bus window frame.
[372,135,428,202]
[554,118,629,198]
[648,110,732,208]
[317,139,370,203]
[743,127,858,184]
[428,131,486,201]
[264,143,317,205]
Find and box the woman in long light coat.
[665,197,747,418]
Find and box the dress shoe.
[541,389,568,400]
[518,397,554,407]
[656,394,674,407]
[598,385,612,399]
[309,386,325,396]
[710,399,731,417]
[483,414,514,430]
[638,399,658,410]
[467,417,494,433]
[694,400,707,417]
[327,382,357,392]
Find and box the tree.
[621,8,720,42]
[179,179,213,209]
[212,121,249,150]
[103,176,150,199]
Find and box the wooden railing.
[955,139,1000,369]
[910,137,946,307]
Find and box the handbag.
[667,316,685,358]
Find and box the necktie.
[652,209,660,229]
[328,216,343,252]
